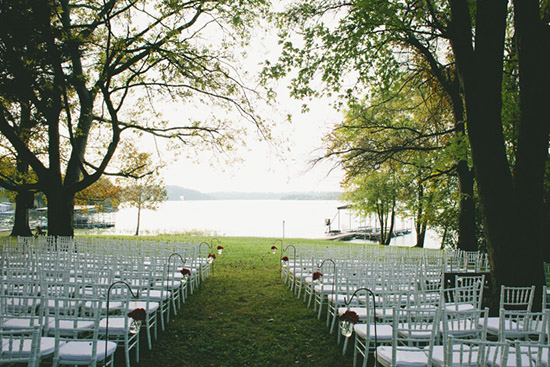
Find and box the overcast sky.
[160,14,346,194]
[162,91,345,193]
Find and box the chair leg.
[125,339,131,367]
[330,309,338,334]
[353,337,358,367]
[342,336,349,355]
[146,318,153,350]
[159,304,166,331]
[136,334,140,364]
[154,312,158,340]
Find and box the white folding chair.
[98,286,141,367]
[352,290,394,367]
[0,327,41,367]
[44,296,94,338]
[52,299,117,367]
[511,340,550,367]
[0,295,44,331]
[442,283,483,312]
[431,336,510,367]
[494,309,549,342]
[374,306,440,367]
[485,285,536,338]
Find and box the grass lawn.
[121,235,357,367]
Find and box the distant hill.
[165,186,214,201]
[165,185,341,201]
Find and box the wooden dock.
[326,228,411,242]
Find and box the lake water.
[104,200,441,249]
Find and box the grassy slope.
[130,236,356,367]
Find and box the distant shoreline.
[166,185,342,201]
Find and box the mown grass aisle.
[138,237,354,367]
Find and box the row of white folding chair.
[340,283,484,363]
[485,285,536,339]
[0,297,120,367]
[0,326,42,367]
[9,236,204,264]
[444,249,490,274]
[14,236,194,255]
[368,307,547,367]
[1,264,180,353]
[352,304,490,367]
[2,249,196,308]
[439,337,549,367]
[3,236,204,303]
[1,286,143,363]
[329,269,422,338]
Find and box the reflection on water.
[102,200,441,249]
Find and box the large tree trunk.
[415,183,426,248]
[135,203,141,236]
[456,159,477,251]
[384,201,396,246]
[11,191,33,237]
[415,222,426,248]
[450,0,547,301]
[45,189,75,237]
[11,102,34,237]
[449,79,478,251]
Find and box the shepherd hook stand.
[199,241,214,277]
[104,280,140,367]
[167,252,187,313]
[282,244,297,292]
[343,287,378,365]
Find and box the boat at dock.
[325,204,411,242]
[326,227,411,241]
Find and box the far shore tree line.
[1,0,549,302]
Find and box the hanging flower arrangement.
[128,308,147,321]
[281,256,289,262]
[217,245,224,255]
[271,245,277,254]
[127,308,146,334]
[312,271,323,281]
[180,268,191,276]
[339,310,359,338]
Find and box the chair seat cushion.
[444,303,475,312]
[440,319,478,337]
[82,300,123,312]
[99,317,132,335]
[2,317,44,329]
[59,340,117,361]
[338,307,367,319]
[485,317,521,335]
[431,345,478,367]
[375,345,430,367]
[128,301,160,313]
[141,289,171,301]
[5,298,40,312]
[397,326,434,340]
[1,336,60,357]
[329,294,350,303]
[45,299,80,309]
[375,308,395,320]
[354,323,393,341]
[46,319,95,334]
[153,280,181,291]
